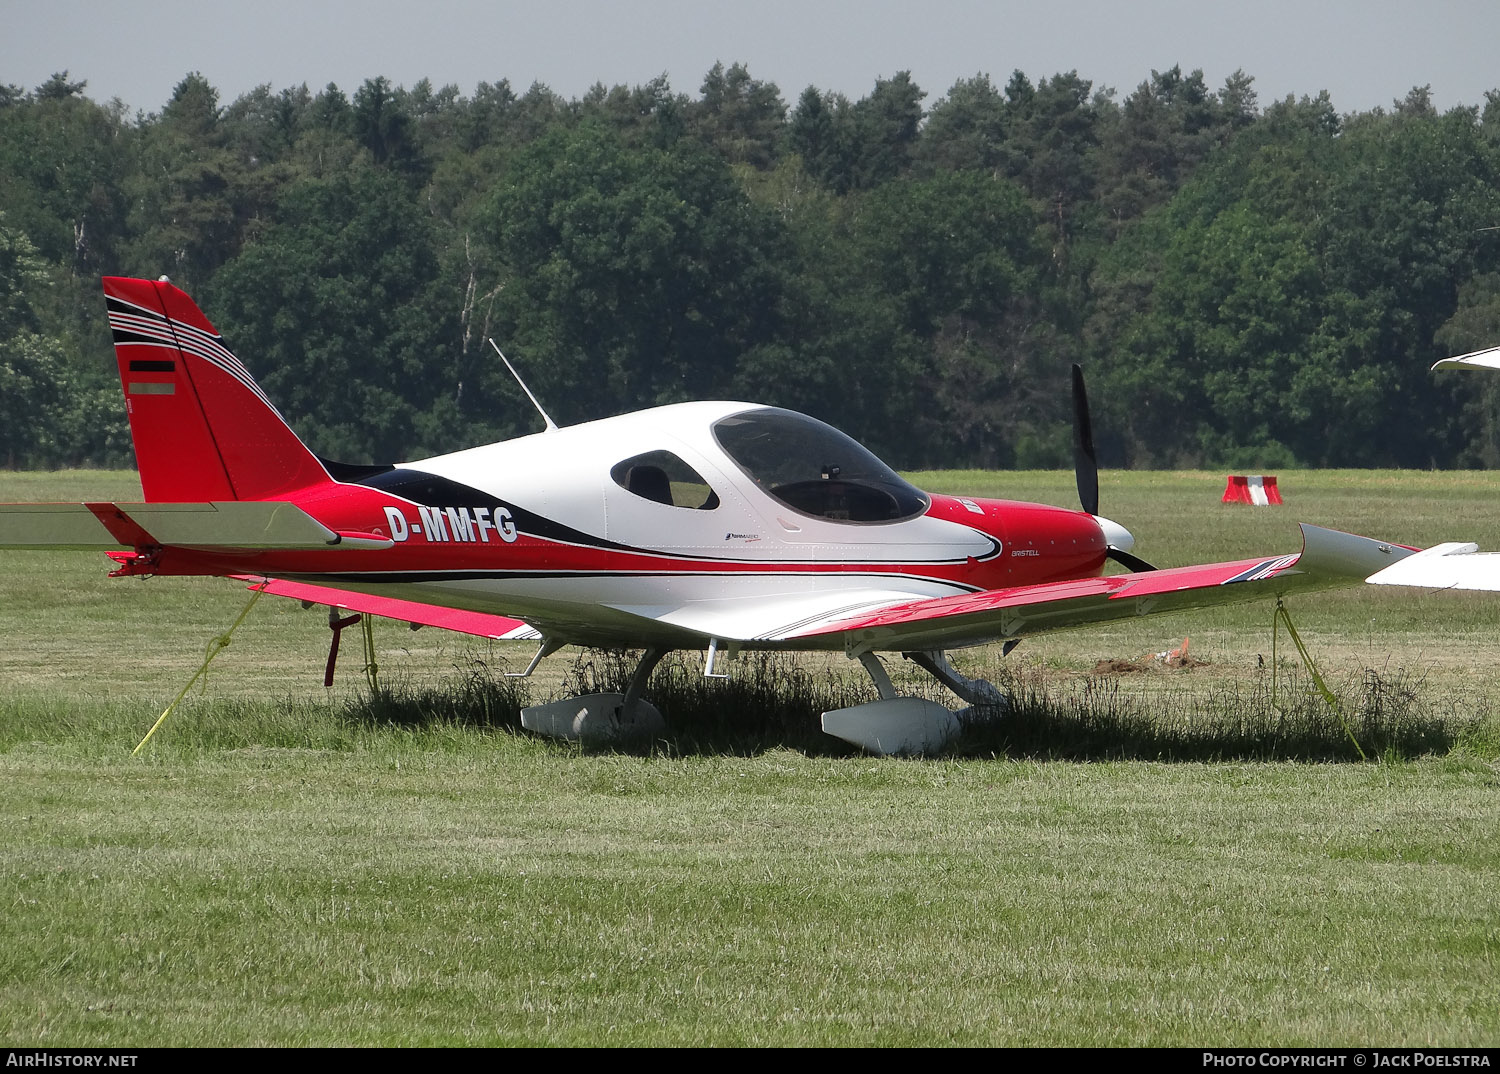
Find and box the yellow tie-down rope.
[1271,598,1366,761]
[132,584,265,755]
[361,611,380,693]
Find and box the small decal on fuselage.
[1011,548,1040,557]
[725,532,762,543]
[383,505,517,544]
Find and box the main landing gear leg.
[519,647,668,745]
[820,651,962,757]
[622,647,668,715]
[902,650,1007,711]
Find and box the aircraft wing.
[1432,346,1500,372]
[237,576,541,640]
[773,524,1413,654]
[1364,541,1500,591]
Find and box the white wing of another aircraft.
[1365,542,1498,590]
[1432,345,1500,372]
[1365,346,1500,591]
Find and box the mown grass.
[2,468,1499,1045]
[3,727,1497,1046]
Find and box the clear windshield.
[712,407,929,523]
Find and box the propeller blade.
[1107,547,1157,573]
[1071,363,1099,517]
[1075,369,1149,572]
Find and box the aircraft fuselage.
[133,401,1110,648]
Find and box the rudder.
[104,276,330,502]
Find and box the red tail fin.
[104,276,330,502]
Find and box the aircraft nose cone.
[1093,514,1134,552]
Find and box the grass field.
[1,468,1498,1046]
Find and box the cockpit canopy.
[712,407,929,523]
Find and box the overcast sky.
[4,1,1497,117]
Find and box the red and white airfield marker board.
[1222,475,1283,506]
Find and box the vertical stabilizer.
[103,276,330,502]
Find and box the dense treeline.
[3,65,1500,470]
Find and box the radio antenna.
[487,338,558,432]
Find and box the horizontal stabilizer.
[0,500,389,551]
[114,501,340,548]
[0,504,132,550]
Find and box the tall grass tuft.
[322,649,1493,763]
[960,661,1475,762]
[331,649,873,754]
[559,649,870,754]
[339,658,533,731]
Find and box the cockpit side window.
[712,407,930,523]
[610,450,720,510]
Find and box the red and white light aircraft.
[0,277,1417,753]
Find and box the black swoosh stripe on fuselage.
[349,466,644,554]
[343,466,1000,567]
